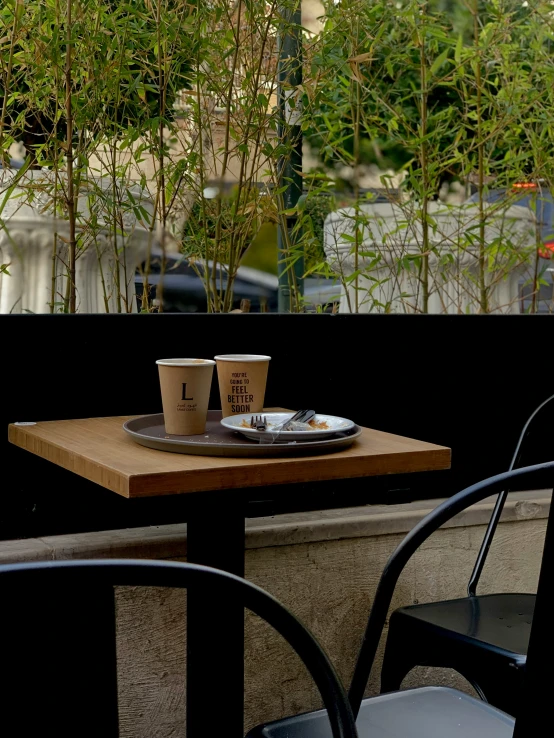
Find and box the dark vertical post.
[277,2,303,313]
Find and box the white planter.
[323,202,537,314]
[0,169,158,313]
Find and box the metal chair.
[0,559,358,738]
[246,461,554,738]
[377,393,554,715]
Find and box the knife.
[278,409,316,432]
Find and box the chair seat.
[393,593,535,658]
[248,686,515,738]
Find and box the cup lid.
[214,354,271,362]
[156,358,216,366]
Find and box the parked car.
[135,251,340,312]
[464,184,554,313]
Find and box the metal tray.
[123,411,362,457]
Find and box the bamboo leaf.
[348,52,374,63]
[455,34,463,64]
[430,48,450,77]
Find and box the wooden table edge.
[128,446,451,498]
[8,419,451,500]
[8,421,132,498]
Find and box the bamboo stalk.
[472,0,487,313]
[65,0,77,313]
[212,0,244,313]
[352,19,361,314]
[154,0,167,313]
[0,0,22,167]
[224,0,278,312]
[419,5,430,314]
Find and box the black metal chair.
[0,559,358,738]
[246,461,554,738]
[377,393,554,715]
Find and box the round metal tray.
[123,411,362,457]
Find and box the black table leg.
[186,493,246,738]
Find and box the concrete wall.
[0,490,549,736]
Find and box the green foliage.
[2,0,553,314]
[171,0,303,312]
[297,191,336,268]
[182,187,276,267]
[298,0,554,313]
[240,222,278,274]
[0,0,194,162]
[304,0,554,187]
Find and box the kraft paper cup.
[214,354,271,418]
[156,358,215,435]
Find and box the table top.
[8,415,451,499]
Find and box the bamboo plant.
[298,0,554,314]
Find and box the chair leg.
[470,670,524,718]
[380,643,417,693]
[379,620,426,693]
[380,622,524,713]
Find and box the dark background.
[1,314,551,540]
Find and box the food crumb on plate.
[308,418,329,430]
[240,416,330,431]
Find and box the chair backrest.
[467,393,554,596]
[0,559,358,738]
[347,461,554,717]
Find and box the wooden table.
[9,415,450,738]
[8,415,450,498]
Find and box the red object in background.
[538,241,554,259]
[510,183,553,257]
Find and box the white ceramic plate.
[220,412,356,442]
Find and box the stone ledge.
[248,489,551,549]
[0,489,549,564]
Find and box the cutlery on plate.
[277,409,316,432]
[250,415,267,431]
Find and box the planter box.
[323,202,537,313]
[0,170,158,313]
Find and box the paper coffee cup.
[214,354,271,418]
[156,359,215,435]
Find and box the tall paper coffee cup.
[157,358,215,435]
[214,354,271,418]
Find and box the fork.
[275,409,315,432]
[250,414,267,431]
